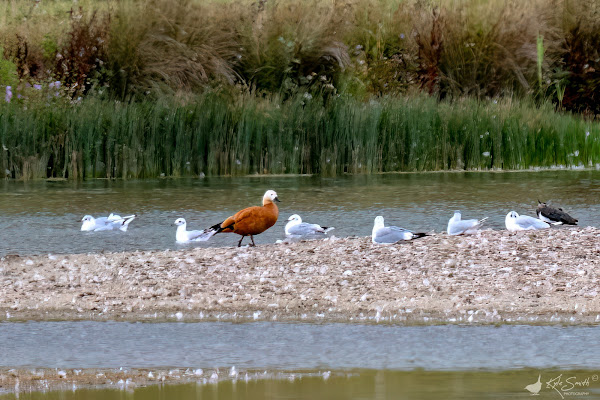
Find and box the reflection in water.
[2,369,600,400]
[2,170,600,255]
[1,322,600,370]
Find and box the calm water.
[1,322,600,399]
[1,170,600,256]
[3,370,600,400]
[1,322,599,370]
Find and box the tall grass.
[1,0,600,113]
[1,93,598,179]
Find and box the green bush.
[0,47,17,87]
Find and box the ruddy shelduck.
[209,190,280,247]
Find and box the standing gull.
[285,214,334,236]
[447,211,487,235]
[174,218,213,243]
[207,190,280,247]
[505,211,549,232]
[536,201,578,225]
[81,213,136,232]
[371,216,427,244]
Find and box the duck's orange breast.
[220,202,279,236]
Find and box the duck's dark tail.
[206,221,234,236]
[209,221,224,233]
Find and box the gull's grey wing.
[388,225,413,233]
[287,223,325,236]
[93,217,114,231]
[516,215,548,229]
[448,219,478,235]
[373,226,411,243]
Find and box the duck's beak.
[274,196,281,203]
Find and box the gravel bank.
[1,228,599,324]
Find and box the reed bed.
[1,94,598,179]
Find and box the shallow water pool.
[1,170,599,256]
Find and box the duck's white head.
[174,218,186,226]
[287,214,301,222]
[263,190,280,205]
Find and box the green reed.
[1,93,599,180]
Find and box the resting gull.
[505,211,550,232]
[81,213,136,232]
[447,211,487,235]
[285,214,334,236]
[174,218,214,243]
[371,216,427,244]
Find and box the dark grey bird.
[536,200,578,225]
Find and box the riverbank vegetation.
[1,94,597,179]
[1,0,600,178]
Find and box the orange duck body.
[212,190,280,247]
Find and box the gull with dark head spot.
[505,211,549,232]
[81,213,136,232]
[536,200,578,225]
[174,218,214,243]
[447,211,487,235]
[371,216,427,244]
[285,214,334,236]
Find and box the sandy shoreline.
[1,228,600,324]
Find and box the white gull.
[80,213,136,232]
[505,211,549,231]
[285,214,334,236]
[447,211,487,235]
[371,216,427,244]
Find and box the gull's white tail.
[116,214,136,232]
